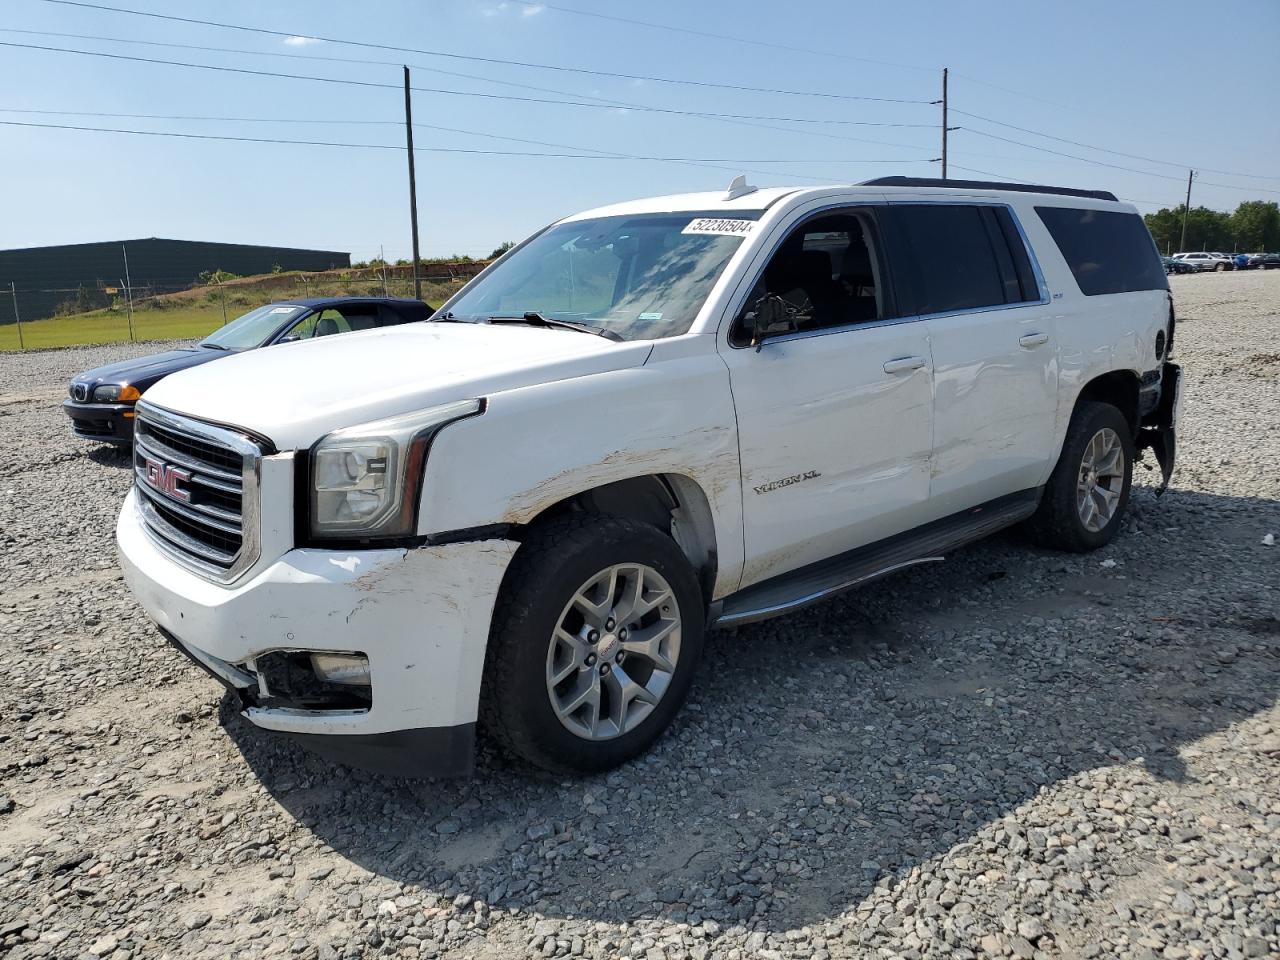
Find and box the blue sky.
[4,0,1278,262]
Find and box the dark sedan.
[1162,256,1195,275]
[63,297,432,445]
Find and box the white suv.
[117,177,1181,776]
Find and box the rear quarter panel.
[1010,196,1169,472]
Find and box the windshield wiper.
[487,312,623,343]
[200,343,231,350]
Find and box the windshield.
[200,304,309,350]
[439,210,761,341]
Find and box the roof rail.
[859,176,1118,203]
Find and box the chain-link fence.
[0,261,488,351]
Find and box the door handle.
[1018,332,1049,348]
[882,356,926,374]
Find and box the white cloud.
[481,2,543,18]
[283,36,322,46]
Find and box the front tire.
[481,515,705,773]
[1025,401,1134,552]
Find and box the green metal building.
[0,237,350,322]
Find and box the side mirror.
[746,294,797,347]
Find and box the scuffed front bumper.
[116,488,519,777]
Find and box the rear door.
[884,202,1059,514]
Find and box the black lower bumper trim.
[62,399,135,444]
[159,627,475,778]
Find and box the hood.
[142,322,651,450]
[73,347,223,392]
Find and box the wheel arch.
[520,472,719,606]
[1073,369,1141,439]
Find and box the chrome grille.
[133,402,262,583]
[70,382,89,402]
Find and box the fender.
[416,340,746,600]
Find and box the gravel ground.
[2,272,1278,960]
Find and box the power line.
[958,126,1280,197]
[951,108,1280,182]
[502,1,1277,189]
[21,5,1275,201]
[509,1,1262,168]
[504,0,935,74]
[45,0,1264,189]
[30,2,932,104]
[0,119,931,182]
[0,40,943,153]
[0,107,931,176]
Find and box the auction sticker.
[682,218,756,237]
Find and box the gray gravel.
[2,273,1278,960]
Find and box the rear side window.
[1035,206,1168,296]
[889,204,1038,315]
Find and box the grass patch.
[0,278,461,352]
[0,304,228,351]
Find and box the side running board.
[712,488,1042,628]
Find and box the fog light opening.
[310,652,372,686]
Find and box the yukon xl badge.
[753,470,820,496]
[143,457,192,502]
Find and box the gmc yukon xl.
[116,177,1180,777]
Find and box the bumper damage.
[117,490,518,777]
[1137,361,1181,496]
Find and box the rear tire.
[1025,401,1134,552]
[481,515,705,773]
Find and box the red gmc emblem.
[144,456,192,502]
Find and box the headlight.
[91,384,141,402]
[309,399,482,539]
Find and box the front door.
[720,207,935,590]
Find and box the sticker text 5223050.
[681,218,756,237]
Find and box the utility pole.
[380,244,389,296]
[403,65,423,301]
[1179,169,1195,252]
[10,281,24,350]
[216,276,228,326]
[121,244,136,342]
[941,67,949,180]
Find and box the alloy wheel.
[545,563,682,740]
[1076,427,1126,532]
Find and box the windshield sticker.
[638,312,663,321]
[682,218,756,237]
[270,307,297,314]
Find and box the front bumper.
[116,488,519,776]
[63,398,136,444]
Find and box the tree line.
[1144,200,1280,254]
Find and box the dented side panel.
[417,343,745,599]
[721,320,936,590]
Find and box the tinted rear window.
[889,204,1041,315]
[1035,206,1168,296]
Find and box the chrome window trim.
[134,400,262,586]
[724,198,1052,351]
